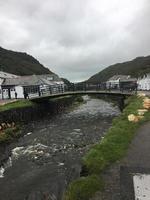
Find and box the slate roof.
[0,71,18,79]
[36,74,62,82]
[120,78,137,82]
[2,74,64,86]
[108,75,130,81]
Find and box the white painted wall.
[138,74,150,90]
[106,79,120,89]
[2,89,9,99]
[10,88,15,99]
[0,78,4,99]
[0,86,2,99]
[15,86,24,98]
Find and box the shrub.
[0,133,12,143]
[4,128,14,136]
[63,175,104,200]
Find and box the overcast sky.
[0,0,150,82]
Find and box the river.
[0,96,120,200]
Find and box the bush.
[63,175,104,200]
[0,125,21,143]
[0,133,12,143]
[4,128,14,136]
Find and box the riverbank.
[0,95,83,145]
[63,95,150,200]
[0,96,120,200]
[0,95,84,174]
[0,96,84,122]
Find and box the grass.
[0,125,21,144]
[0,100,34,112]
[63,175,104,200]
[63,95,148,200]
[0,95,83,112]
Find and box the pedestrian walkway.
[0,99,17,106]
[121,122,150,200]
[92,122,150,200]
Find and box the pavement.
[91,122,150,200]
[0,99,17,105]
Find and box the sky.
[0,0,150,82]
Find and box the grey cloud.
[0,0,150,81]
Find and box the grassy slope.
[63,95,150,200]
[87,56,150,83]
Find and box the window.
[24,86,39,94]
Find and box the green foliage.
[0,133,12,143]
[0,46,52,75]
[87,55,150,83]
[4,128,14,136]
[63,175,104,200]
[0,100,34,112]
[0,125,21,143]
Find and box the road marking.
[133,174,150,200]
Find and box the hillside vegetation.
[0,47,52,75]
[87,56,150,83]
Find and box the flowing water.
[0,96,120,200]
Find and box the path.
[91,122,150,200]
[0,99,17,105]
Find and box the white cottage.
[0,71,19,99]
[138,74,150,90]
[2,74,65,99]
[106,75,131,89]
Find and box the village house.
[106,75,137,90]
[119,77,137,90]
[106,75,130,89]
[0,71,19,99]
[0,73,64,99]
[137,74,150,90]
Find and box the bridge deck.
[30,90,134,102]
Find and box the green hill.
[0,46,52,75]
[87,55,150,83]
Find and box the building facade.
[0,71,19,99]
[106,75,137,90]
[138,74,150,90]
[106,75,131,89]
[0,73,65,99]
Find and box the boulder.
[138,109,148,116]
[128,114,139,122]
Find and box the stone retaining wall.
[0,96,76,124]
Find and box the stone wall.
[0,96,76,124]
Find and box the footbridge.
[30,90,135,103]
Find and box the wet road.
[0,96,120,200]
